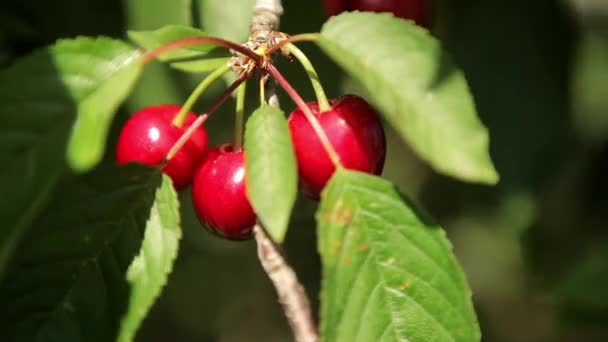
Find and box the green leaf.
[0,163,161,341]
[65,40,142,172]
[0,37,140,278]
[171,56,230,73]
[128,25,230,72]
[117,175,181,342]
[198,0,255,42]
[244,105,297,243]
[317,169,481,342]
[124,0,193,29]
[317,12,499,184]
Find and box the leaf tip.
[266,225,287,244]
[478,164,500,185]
[66,144,100,174]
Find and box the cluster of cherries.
[114,0,432,240]
[116,95,385,240]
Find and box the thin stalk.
[173,64,232,127]
[234,80,247,151]
[259,74,267,105]
[266,64,342,168]
[285,43,330,112]
[266,33,320,55]
[165,71,250,161]
[141,36,262,65]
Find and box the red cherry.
[287,95,386,199]
[324,0,430,28]
[324,0,349,17]
[192,144,256,240]
[116,104,208,190]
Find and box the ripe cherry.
[116,104,208,190]
[324,0,430,28]
[287,95,386,199]
[192,144,256,240]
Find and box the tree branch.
[251,0,283,33]
[253,224,318,342]
[251,1,319,342]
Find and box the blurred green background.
[1,0,607,341]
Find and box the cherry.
[191,144,256,240]
[324,0,430,28]
[287,94,386,199]
[116,104,208,190]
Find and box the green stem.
[172,63,233,127]
[259,75,267,105]
[285,43,331,112]
[166,71,250,161]
[267,33,320,55]
[234,80,247,151]
[267,64,342,168]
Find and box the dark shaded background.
[1,0,607,341]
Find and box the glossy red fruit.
[324,0,429,27]
[288,95,386,199]
[324,0,349,17]
[192,144,256,240]
[116,104,208,190]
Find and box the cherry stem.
[266,64,342,168]
[234,80,247,151]
[165,71,250,161]
[259,74,268,105]
[141,36,262,65]
[285,43,330,112]
[267,33,320,55]
[172,63,232,127]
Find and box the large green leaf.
[0,37,141,278]
[316,12,498,184]
[128,25,230,72]
[197,0,255,43]
[65,40,142,172]
[117,175,181,342]
[0,164,161,342]
[317,169,480,341]
[244,105,297,243]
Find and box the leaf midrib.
[350,194,457,342]
[325,200,455,342]
[254,110,284,209]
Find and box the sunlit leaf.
[318,169,481,341]
[117,175,181,342]
[317,12,499,184]
[244,105,297,243]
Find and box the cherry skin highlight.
[115,104,208,190]
[191,144,256,240]
[324,0,430,27]
[287,94,386,199]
